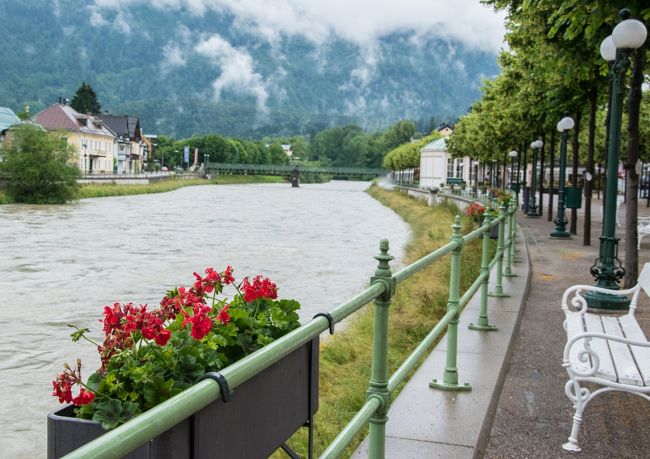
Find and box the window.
[447,158,454,178]
[456,160,464,179]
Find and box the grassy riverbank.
[0,175,285,203]
[78,175,285,199]
[280,185,484,457]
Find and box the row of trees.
[382,133,441,171]
[447,1,649,285]
[153,120,419,170]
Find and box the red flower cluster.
[99,302,172,368]
[181,304,213,340]
[52,360,94,406]
[241,276,278,303]
[466,202,486,220]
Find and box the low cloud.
[89,0,505,52]
[195,34,269,112]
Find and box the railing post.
[430,216,471,391]
[367,239,395,459]
[503,200,517,277]
[489,204,510,297]
[469,212,498,331]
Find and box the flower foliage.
[52,266,301,429]
[466,202,486,221]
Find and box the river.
[0,180,409,458]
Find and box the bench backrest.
[634,262,650,312]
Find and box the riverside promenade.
[356,195,650,458]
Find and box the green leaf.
[92,399,141,430]
[68,324,90,343]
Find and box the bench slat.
[601,316,643,386]
[583,314,617,382]
[565,312,591,375]
[619,314,650,386]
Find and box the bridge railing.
[206,162,387,177]
[63,191,518,459]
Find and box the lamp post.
[528,140,543,217]
[550,117,574,238]
[587,10,647,310]
[508,150,518,205]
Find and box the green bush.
[1,125,80,203]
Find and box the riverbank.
[280,185,484,457]
[0,175,285,203]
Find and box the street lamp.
[508,150,518,204]
[550,117,574,238]
[528,140,543,217]
[587,10,647,310]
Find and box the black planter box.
[48,337,319,459]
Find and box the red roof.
[32,104,116,137]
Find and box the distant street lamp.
[586,10,647,310]
[528,140,543,217]
[550,116,574,238]
[508,150,518,204]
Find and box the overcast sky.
[90,0,506,52]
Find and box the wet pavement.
[484,195,650,458]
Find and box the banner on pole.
[183,146,189,164]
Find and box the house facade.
[0,107,21,144]
[419,137,473,189]
[33,103,117,174]
[97,115,147,174]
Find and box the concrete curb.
[353,223,532,458]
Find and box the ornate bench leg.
[563,379,588,452]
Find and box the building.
[33,103,117,174]
[0,107,21,144]
[97,115,147,174]
[437,123,454,137]
[419,137,473,189]
[281,144,292,158]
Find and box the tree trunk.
[570,110,582,235]
[584,86,597,246]
[539,132,545,215]
[548,129,556,221]
[624,48,644,288]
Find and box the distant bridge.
[206,162,387,180]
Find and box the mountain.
[0,0,500,139]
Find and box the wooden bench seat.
[561,263,650,452]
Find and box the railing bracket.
[313,312,335,335]
[198,372,231,403]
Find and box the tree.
[71,82,101,115]
[0,125,80,203]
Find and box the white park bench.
[561,263,650,452]
[638,216,650,249]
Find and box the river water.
[0,180,409,458]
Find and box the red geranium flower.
[72,388,95,406]
[217,304,230,325]
[241,276,278,303]
[222,266,235,285]
[182,304,213,340]
[155,329,171,346]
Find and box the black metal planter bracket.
[198,372,231,403]
[313,312,335,335]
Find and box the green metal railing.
[63,191,518,459]
[206,162,386,178]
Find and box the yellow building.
[33,103,117,174]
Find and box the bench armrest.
[561,284,639,314]
[563,332,650,377]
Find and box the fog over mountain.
[0,0,504,138]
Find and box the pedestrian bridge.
[206,162,387,179]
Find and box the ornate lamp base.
[584,290,630,310]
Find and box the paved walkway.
[485,197,650,458]
[355,194,650,458]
